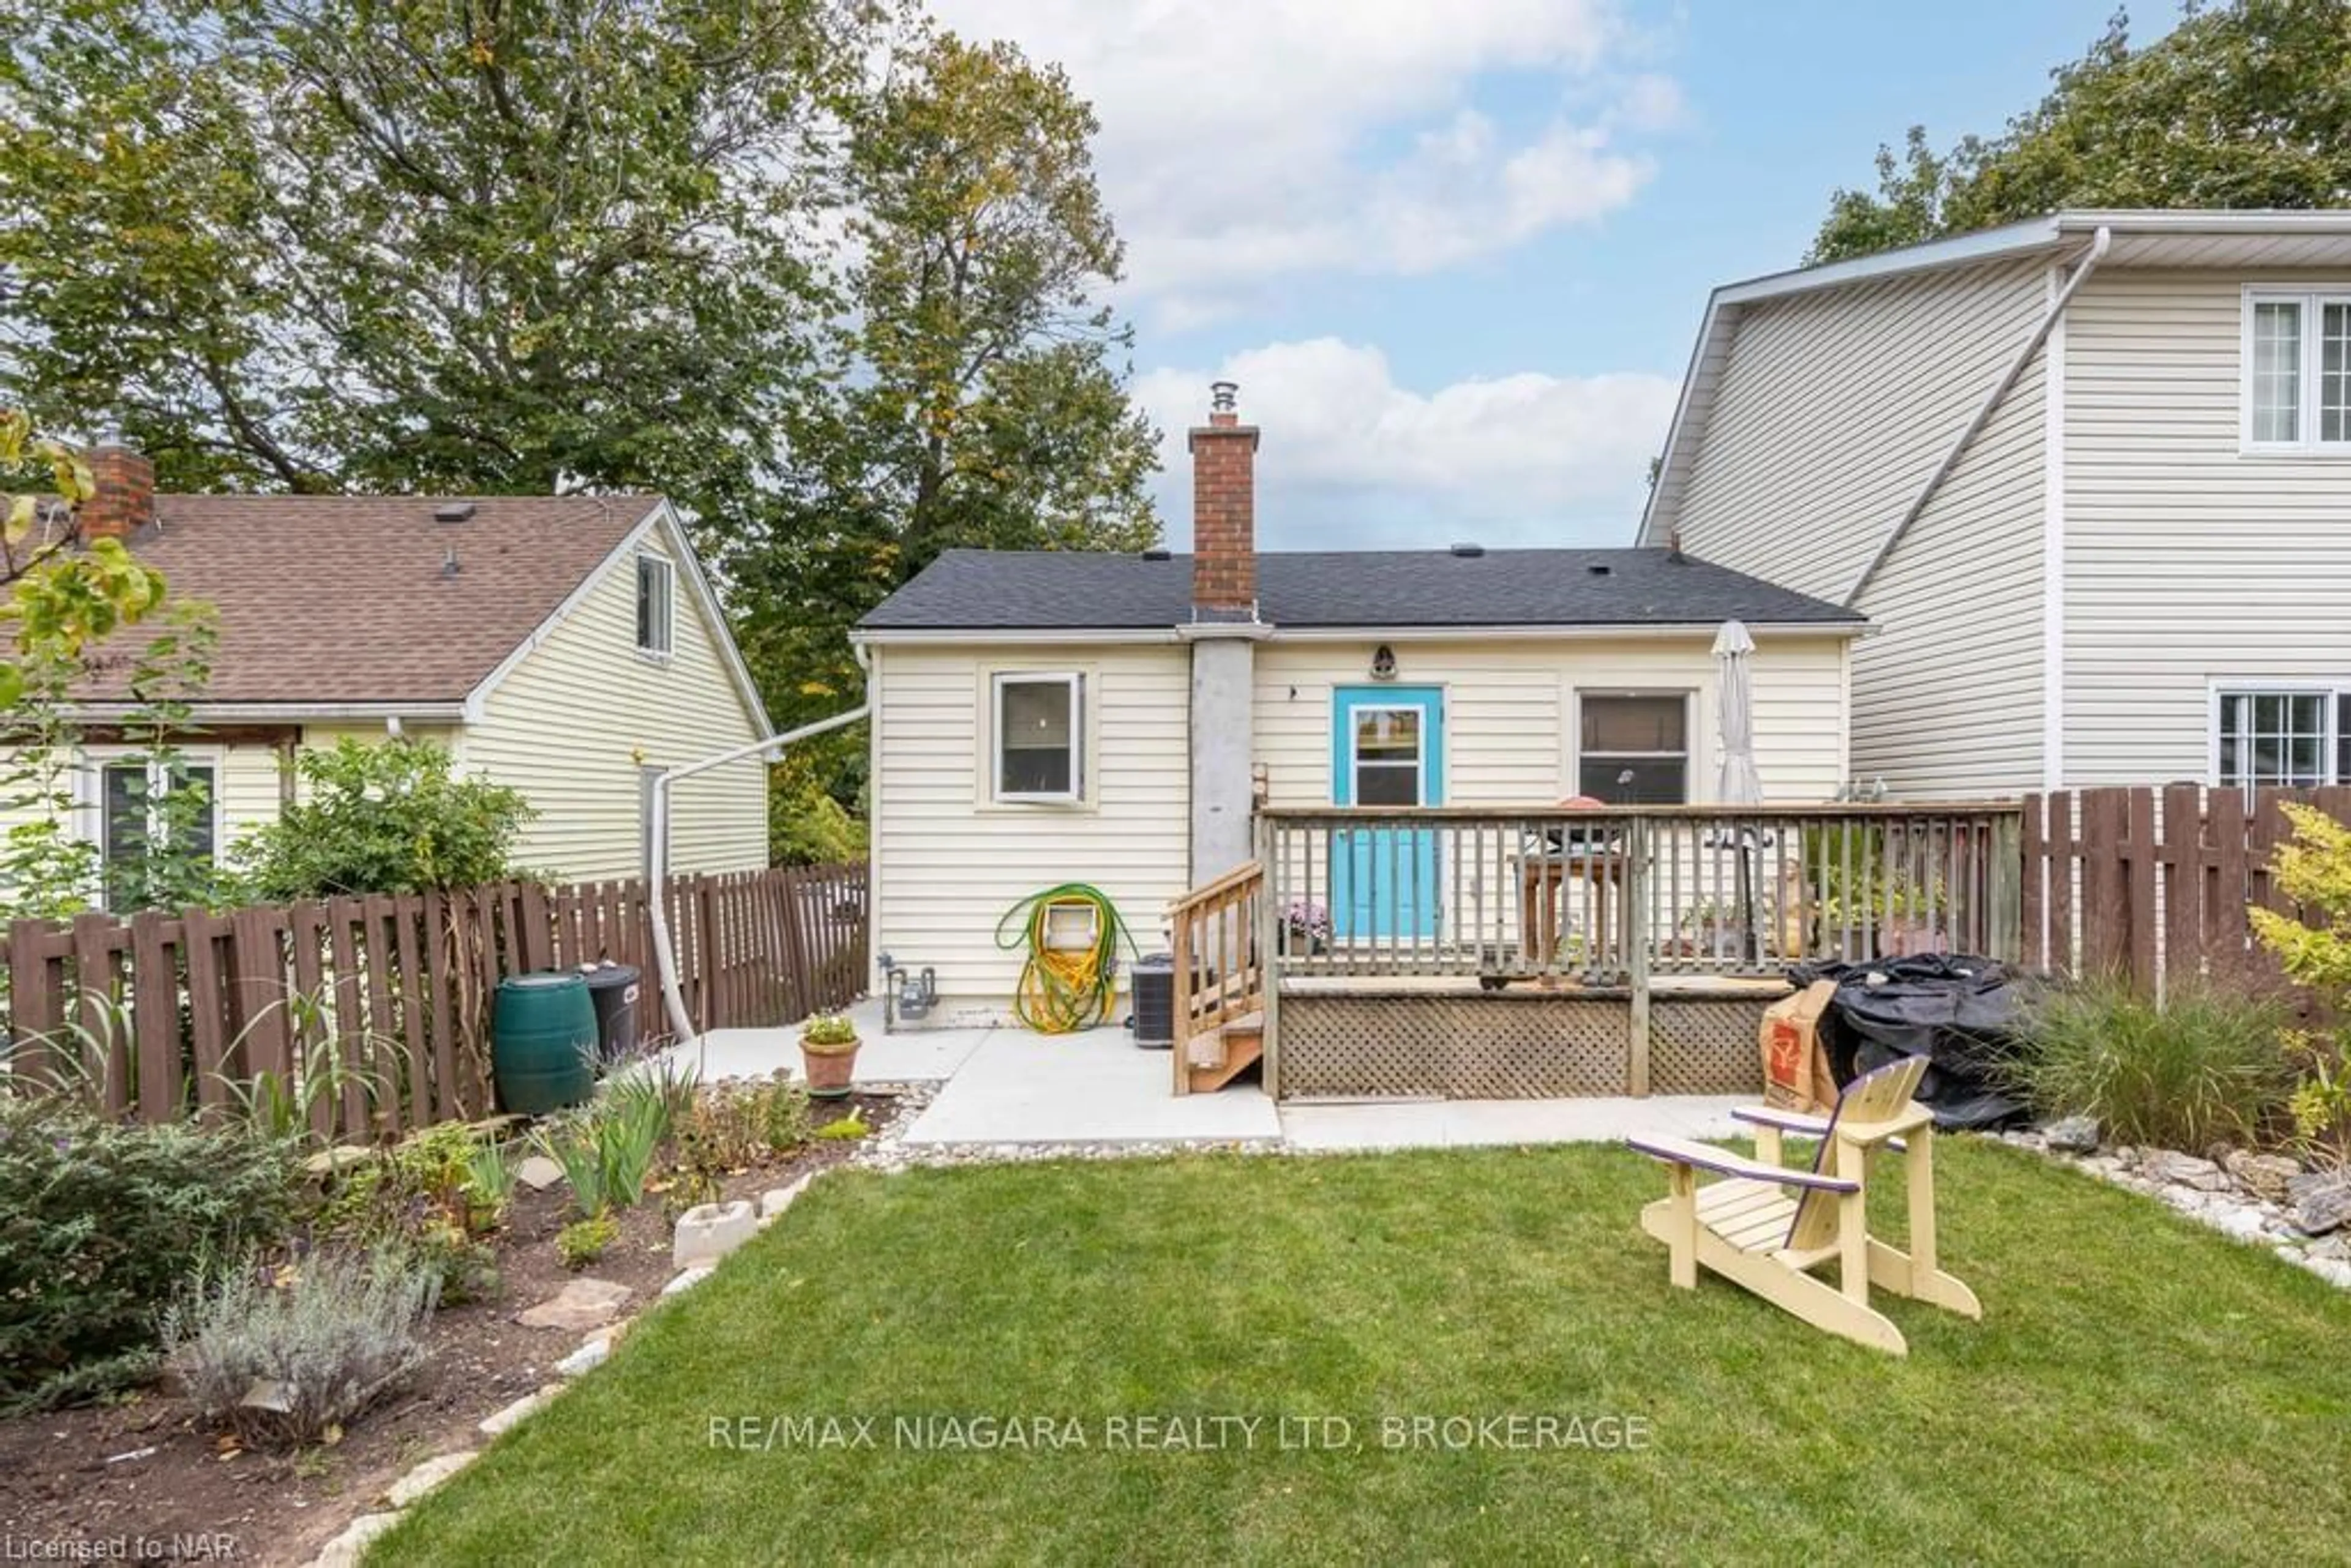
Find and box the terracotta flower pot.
[801,1038,860,1099]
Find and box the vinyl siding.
[1670,258,2051,798]
[1672,258,2049,604]
[465,522,767,880]
[1850,323,2047,795]
[868,641,1191,1019]
[1254,636,1851,809]
[2063,268,2351,785]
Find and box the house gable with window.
[7,460,772,902]
[1641,208,2351,798]
[853,392,1864,1021]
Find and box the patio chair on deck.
[1624,1056,1981,1356]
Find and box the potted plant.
[1283,898,1332,956]
[800,1012,861,1100]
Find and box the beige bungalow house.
[6,446,771,894]
[1640,207,2351,798]
[852,386,1868,1025]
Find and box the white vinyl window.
[2243,290,2351,451]
[993,673,1083,802]
[84,752,220,910]
[1578,692,1690,805]
[636,555,675,656]
[2213,688,2351,790]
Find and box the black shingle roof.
[858,548,1863,631]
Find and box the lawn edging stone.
[478,1384,563,1439]
[673,1200,758,1269]
[2000,1125,2350,1288]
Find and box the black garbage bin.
[582,962,643,1065]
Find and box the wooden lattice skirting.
[1277,991,1770,1100]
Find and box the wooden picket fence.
[2019,784,2346,992]
[0,862,867,1139]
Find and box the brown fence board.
[4,863,869,1137]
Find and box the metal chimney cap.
[1209,380,1239,414]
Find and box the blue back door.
[1330,686,1443,940]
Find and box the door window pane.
[1352,707,1423,805]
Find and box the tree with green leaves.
[724,36,1161,850]
[2,410,218,915]
[1810,1,2351,264]
[1,0,876,508]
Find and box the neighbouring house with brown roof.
[7,445,772,895]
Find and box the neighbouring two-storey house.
[1640,208,2351,798]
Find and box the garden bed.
[0,1092,899,1567]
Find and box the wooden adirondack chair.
[1625,1056,1981,1356]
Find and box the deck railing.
[1167,858,1265,1087]
[1258,805,2023,985]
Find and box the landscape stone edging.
[2000,1128,2351,1290]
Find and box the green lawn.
[378,1141,2351,1566]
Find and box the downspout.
[1844,225,2110,606]
[647,702,871,1056]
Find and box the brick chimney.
[1188,380,1259,620]
[79,442,156,541]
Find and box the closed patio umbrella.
[1711,620,1764,963]
[1713,618,1761,806]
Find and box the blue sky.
[934,1,2148,550]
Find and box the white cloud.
[931,1,1673,317]
[1134,339,1678,549]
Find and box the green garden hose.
[994,883,1136,1033]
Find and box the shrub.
[313,1123,504,1304]
[676,1075,811,1174]
[2004,975,2293,1152]
[231,737,534,899]
[0,1099,299,1412]
[557,1214,618,1272]
[164,1247,437,1448]
[813,1113,869,1142]
[2252,801,2351,1165]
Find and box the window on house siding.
[2216,690,2336,790]
[2243,292,2351,451]
[99,758,217,910]
[636,556,675,655]
[1579,694,1689,805]
[994,673,1082,801]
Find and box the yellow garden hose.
[994,883,1135,1033]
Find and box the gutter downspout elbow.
[1844,224,2110,607]
[647,702,872,1056]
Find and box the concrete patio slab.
[657,999,990,1086]
[1278,1095,1745,1153]
[902,1027,1281,1147]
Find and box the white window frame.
[991,672,1085,805]
[75,745,227,907]
[2208,681,2351,790]
[1572,689,1695,805]
[2240,287,2351,455]
[636,554,675,659]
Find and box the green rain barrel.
[492,972,598,1116]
